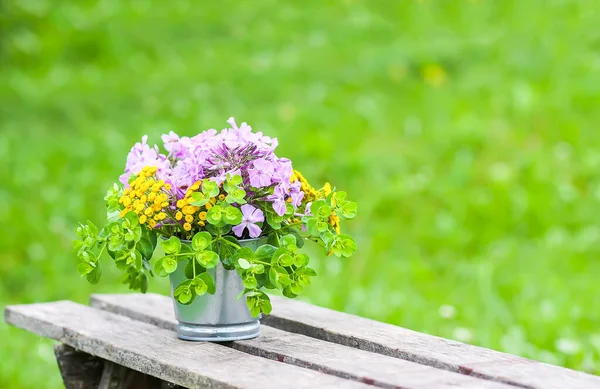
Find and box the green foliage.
[3,1,600,387]
[74,211,157,293]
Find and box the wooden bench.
[4,293,599,389]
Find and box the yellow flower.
[183,223,192,231]
[152,203,162,212]
[190,182,200,191]
[129,191,136,199]
[176,200,186,208]
[197,220,205,227]
[144,207,154,216]
[139,215,147,224]
[149,166,158,174]
[151,184,161,193]
[182,205,196,215]
[218,194,226,201]
[148,192,156,202]
[123,188,130,196]
[140,195,147,204]
[142,166,150,173]
[149,219,157,228]
[198,211,207,221]
[329,214,341,234]
[185,215,194,223]
[164,184,172,190]
[205,203,213,210]
[140,183,150,192]
[135,204,145,213]
[158,212,167,220]
[175,211,183,221]
[136,189,144,198]
[161,202,169,208]
[323,182,332,197]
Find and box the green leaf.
[288,228,305,248]
[86,267,102,284]
[192,231,212,251]
[340,202,358,219]
[294,253,309,267]
[123,212,139,228]
[206,205,223,225]
[202,180,220,197]
[243,274,257,289]
[219,235,240,270]
[254,244,276,262]
[73,240,83,252]
[77,262,94,276]
[278,254,294,267]
[192,278,208,296]
[269,266,280,289]
[190,191,209,207]
[229,174,242,185]
[316,221,329,233]
[140,274,149,293]
[280,234,296,248]
[317,204,332,219]
[137,237,155,261]
[161,236,181,255]
[153,257,168,277]
[196,250,219,268]
[132,249,143,270]
[223,206,243,224]
[266,212,283,229]
[290,283,303,295]
[174,281,193,304]
[198,272,216,294]
[162,257,178,274]
[321,231,335,245]
[238,258,251,269]
[310,200,326,216]
[335,191,347,202]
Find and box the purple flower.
[248,158,275,188]
[268,186,288,216]
[233,204,264,238]
[120,135,170,186]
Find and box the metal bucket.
[168,236,266,342]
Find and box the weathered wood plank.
[89,293,600,389]
[263,295,600,389]
[91,293,514,389]
[4,301,371,389]
[54,344,104,389]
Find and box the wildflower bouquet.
[74,118,357,316]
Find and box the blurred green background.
[2,0,600,386]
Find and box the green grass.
[2,0,600,386]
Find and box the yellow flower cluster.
[291,170,340,234]
[174,181,217,232]
[118,166,172,229]
[291,170,319,202]
[322,183,341,234]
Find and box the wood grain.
[94,293,600,389]
[263,295,600,389]
[4,301,371,389]
[91,293,512,389]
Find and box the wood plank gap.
[91,293,518,389]
[4,301,372,389]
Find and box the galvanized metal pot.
[168,236,266,342]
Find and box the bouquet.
[74,118,357,316]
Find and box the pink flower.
[232,204,264,238]
[248,158,275,188]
